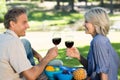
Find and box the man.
[0,7,58,80]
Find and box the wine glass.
[65,41,74,48]
[64,34,74,59]
[52,32,61,46]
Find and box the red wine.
[65,41,74,48]
[52,38,61,45]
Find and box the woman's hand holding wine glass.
[64,34,74,59]
[66,47,80,60]
[65,41,74,48]
[65,35,80,60]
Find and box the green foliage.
[56,48,81,67]
[45,0,56,1]
[56,46,89,67]
[1,1,119,32]
[31,0,40,1]
[56,42,120,67]
[4,1,83,31]
[28,10,83,26]
[111,43,120,56]
[0,0,7,22]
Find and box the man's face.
[11,13,29,37]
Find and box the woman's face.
[83,20,96,37]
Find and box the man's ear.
[10,21,15,28]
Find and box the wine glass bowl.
[52,32,61,46]
[65,41,74,48]
[64,34,74,48]
[52,38,61,46]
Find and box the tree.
[0,0,7,22]
[40,0,44,3]
[110,0,113,14]
[100,0,104,7]
[78,0,87,7]
[69,0,75,11]
[56,0,75,11]
[56,0,60,9]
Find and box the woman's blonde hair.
[84,7,110,36]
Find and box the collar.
[5,29,19,38]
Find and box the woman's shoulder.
[93,34,109,43]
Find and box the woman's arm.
[100,73,108,80]
[66,47,88,69]
[80,55,88,69]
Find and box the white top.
[0,30,32,80]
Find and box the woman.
[66,7,120,80]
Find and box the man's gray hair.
[4,7,27,29]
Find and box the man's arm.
[22,56,49,80]
[21,47,58,80]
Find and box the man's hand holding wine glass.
[45,47,58,61]
[46,32,61,61]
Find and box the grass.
[57,43,120,67]
[27,11,83,31]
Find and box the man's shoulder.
[0,33,21,46]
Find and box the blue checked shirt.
[87,34,120,80]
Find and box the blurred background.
[0,0,120,78]
[0,0,120,32]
